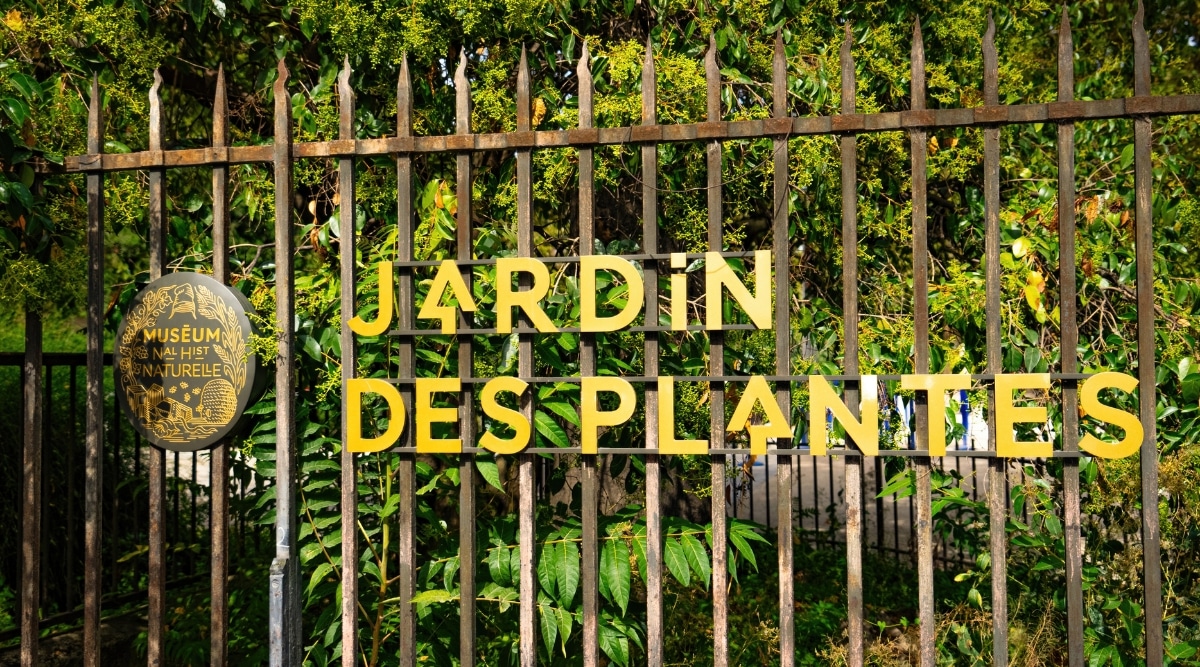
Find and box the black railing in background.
[0,352,265,644]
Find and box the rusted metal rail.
[46,4,1182,666]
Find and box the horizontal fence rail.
[31,3,1183,666]
[64,95,1200,171]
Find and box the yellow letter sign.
[346,378,406,453]
[808,375,879,456]
[1079,372,1143,459]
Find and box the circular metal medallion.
[114,272,264,452]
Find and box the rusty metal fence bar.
[771,31,795,667]
[1057,9,1085,665]
[394,55,418,667]
[453,51,478,667]
[704,35,730,667]
[640,36,665,667]
[577,44,600,667]
[210,63,231,667]
[50,4,1182,666]
[910,19,936,667]
[337,58,359,667]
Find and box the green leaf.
[488,546,511,587]
[540,400,580,427]
[0,97,29,127]
[680,532,710,589]
[476,459,503,491]
[555,540,580,608]
[1120,144,1135,170]
[479,582,519,612]
[600,538,631,614]
[539,593,559,657]
[631,524,648,582]
[537,543,556,597]
[443,556,459,592]
[663,537,690,586]
[877,470,915,498]
[728,532,756,572]
[184,0,208,27]
[306,562,334,597]
[599,620,630,667]
[410,589,457,605]
[534,410,570,448]
[8,73,40,100]
[1044,512,1063,537]
[555,606,573,654]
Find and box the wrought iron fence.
[0,353,267,649]
[16,3,1193,665]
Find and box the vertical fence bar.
[147,69,168,667]
[20,299,42,667]
[909,18,936,666]
[190,455,197,574]
[174,452,181,576]
[68,364,78,612]
[839,24,864,667]
[981,14,1009,665]
[109,370,119,591]
[577,43,600,667]
[83,73,104,667]
[43,348,51,610]
[641,36,664,667]
[210,63,230,667]
[1132,4,1163,662]
[1055,9,1083,665]
[704,35,729,667]
[337,58,359,667]
[269,58,301,667]
[395,55,417,667]
[515,46,538,667]
[454,50,477,667]
[772,32,795,667]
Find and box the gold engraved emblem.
[114,273,262,452]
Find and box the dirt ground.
[0,613,145,666]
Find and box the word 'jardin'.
[345,253,1143,459]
